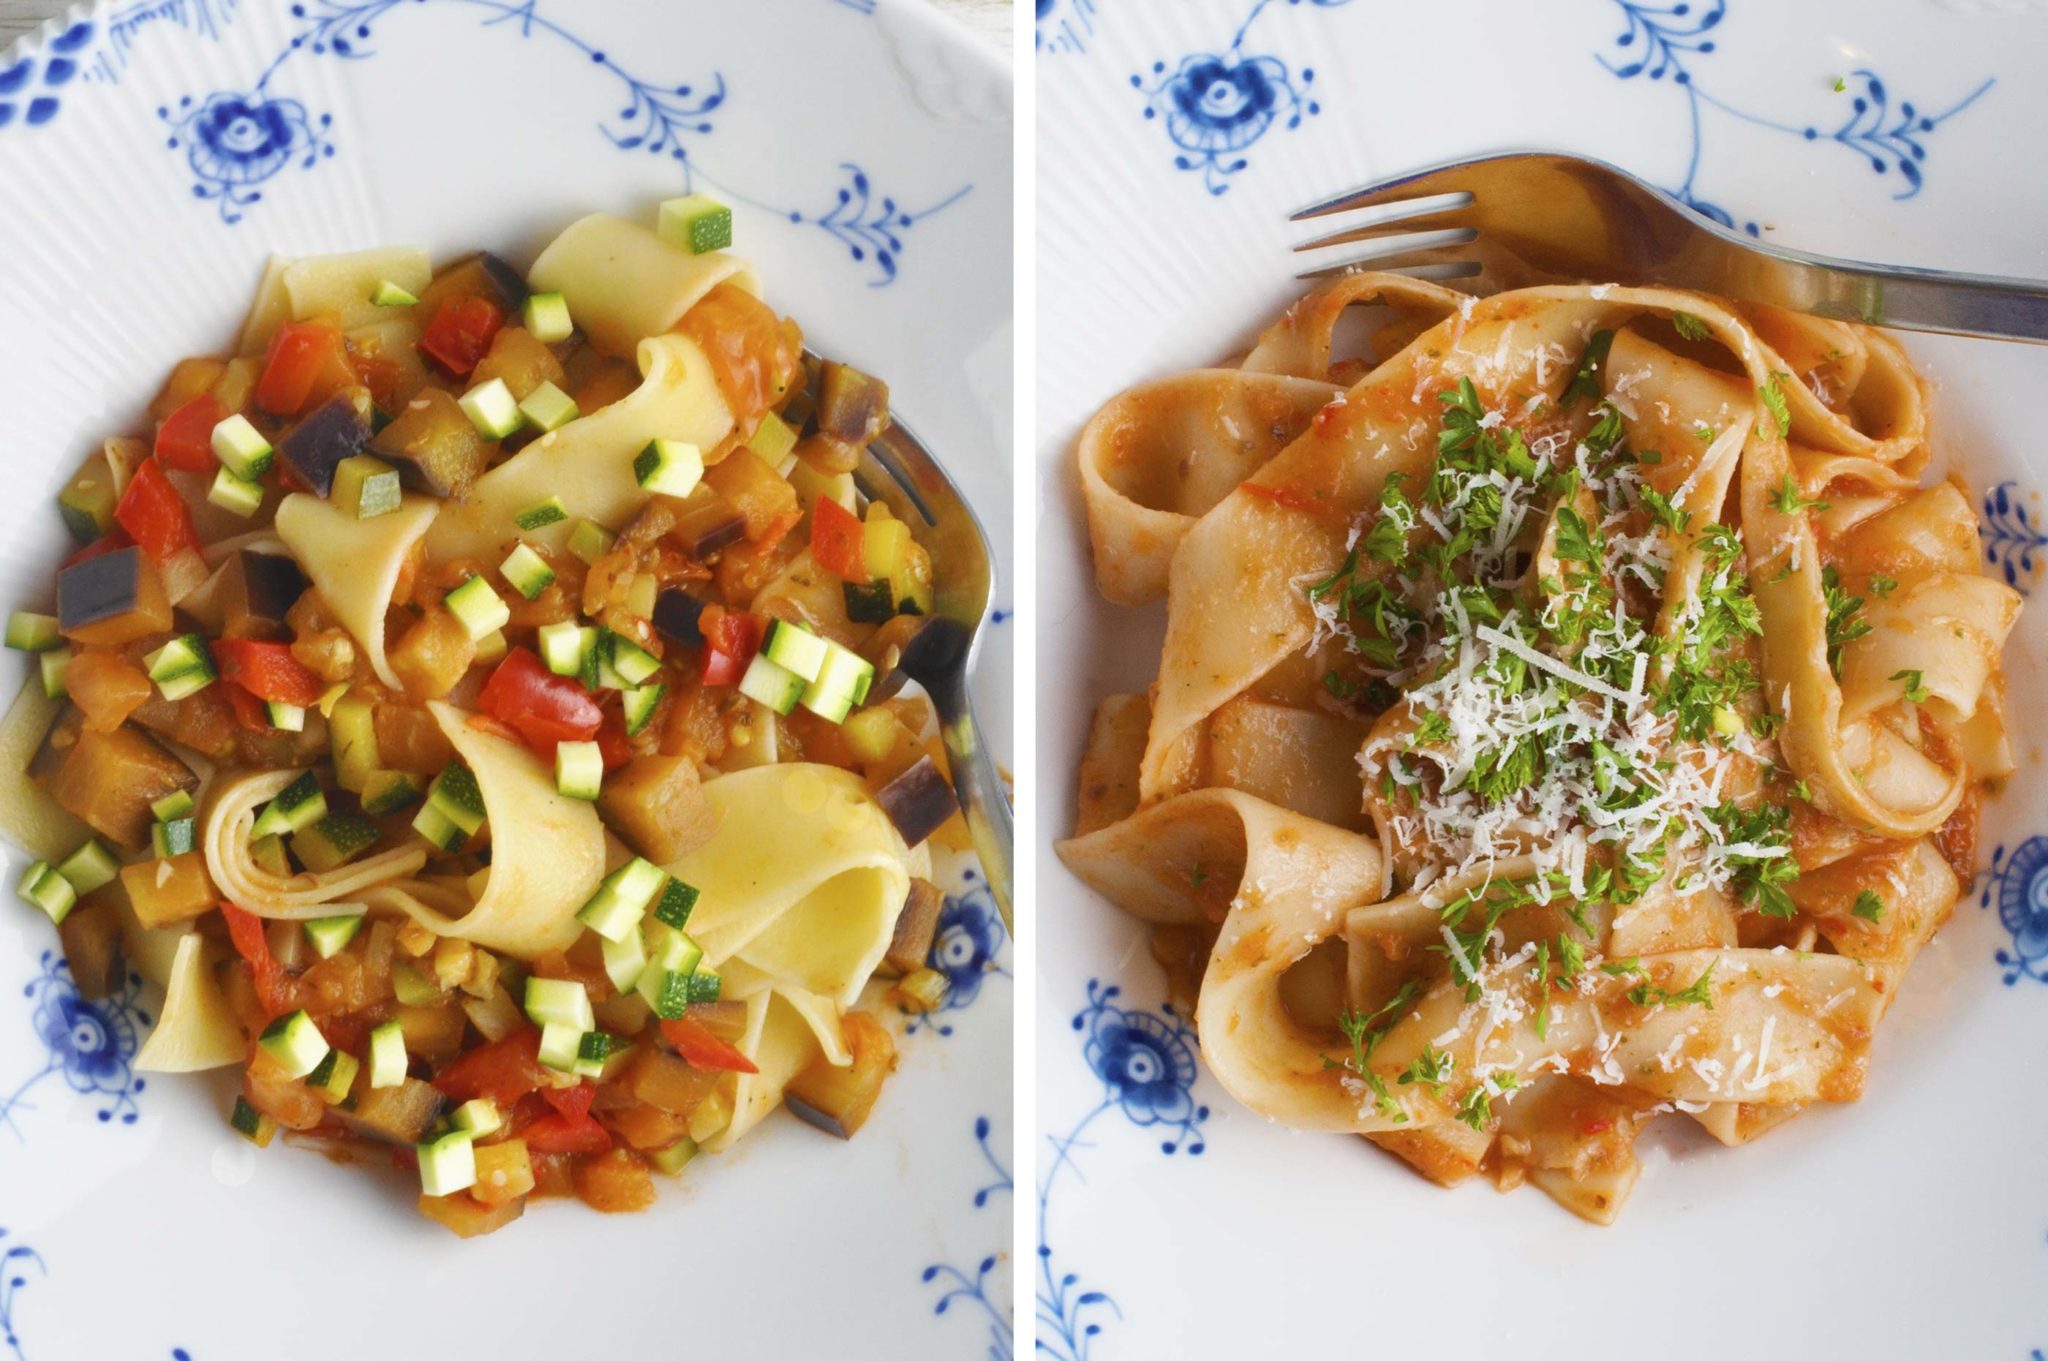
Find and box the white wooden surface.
[0,0,1013,50]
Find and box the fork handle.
[1680,242,2048,343]
[928,680,1014,933]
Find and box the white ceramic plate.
[0,1,1012,1355]
[1037,3,2047,1357]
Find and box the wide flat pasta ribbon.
[527,212,759,358]
[664,764,927,1010]
[275,491,439,691]
[202,702,604,956]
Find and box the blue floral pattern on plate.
[1038,0,1098,56]
[1980,840,2048,986]
[902,865,1010,1037]
[0,18,92,129]
[0,951,148,1138]
[1597,0,1990,234]
[106,0,971,281]
[1129,0,1352,195]
[1982,481,2047,595]
[1038,981,1208,1360]
[919,1116,1014,1360]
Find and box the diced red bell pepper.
[256,321,348,416]
[221,682,271,733]
[353,353,403,413]
[220,902,293,1018]
[661,1015,759,1074]
[115,458,200,565]
[476,648,604,756]
[594,707,633,769]
[213,639,327,708]
[700,612,764,688]
[540,1081,595,1123]
[519,1112,613,1155]
[418,296,504,379]
[155,393,227,473]
[810,496,869,582]
[433,1027,550,1107]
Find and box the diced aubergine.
[277,394,371,498]
[883,876,945,977]
[340,1076,448,1145]
[230,550,310,639]
[784,1011,895,1140]
[664,485,747,559]
[369,388,489,499]
[875,756,959,849]
[651,589,707,648]
[596,755,718,864]
[42,723,198,849]
[55,900,124,1001]
[815,361,890,447]
[57,546,172,647]
[417,252,529,318]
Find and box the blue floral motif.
[1980,840,2048,986]
[0,952,149,1138]
[1038,0,1098,56]
[85,0,239,86]
[0,1228,42,1361]
[1038,980,1209,1361]
[1129,0,1352,195]
[0,20,94,131]
[158,90,332,224]
[124,0,970,283]
[902,866,1010,1036]
[1982,481,2046,596]
[1598,0,1991,234]
[919,1116,1015,1361]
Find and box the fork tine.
[1290,160,1492,222]
[1292,222,1476,257]
[1290,191,1474,242]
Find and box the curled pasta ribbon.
[1057,787,1385,1132]
[1075,275,1463,609]
[202,703,605,956]
[666,764,929,1010]
[275,492,439,692]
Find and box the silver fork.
[1290,150,2048,343]
[837,380,1014,932]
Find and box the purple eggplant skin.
[467,252,529,312]
[240,550,309,630]
[652,589,707,648]
[875,756,959,848]
[58,546,145,632]
[278,396,370,498]
[782,1092,854,1140]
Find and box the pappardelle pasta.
[1062,274,2019,1223]
[2,203,969,1235]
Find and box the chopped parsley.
[1454,1071,1520,1132]
[1627,961,1717,1010]
[1670,310,1711,341]
[1769,475,1827,516]
[1822,565,1872,673]
[1868,574,1899,598]
[1707,801,1800,918]
[1758,373,1793,437]
[1327,978,1426,1123]
[1852,890,1886,923]
[1563,330,1615,406]
[1397,1046,1454,1098]
[1891,668,1929,704]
